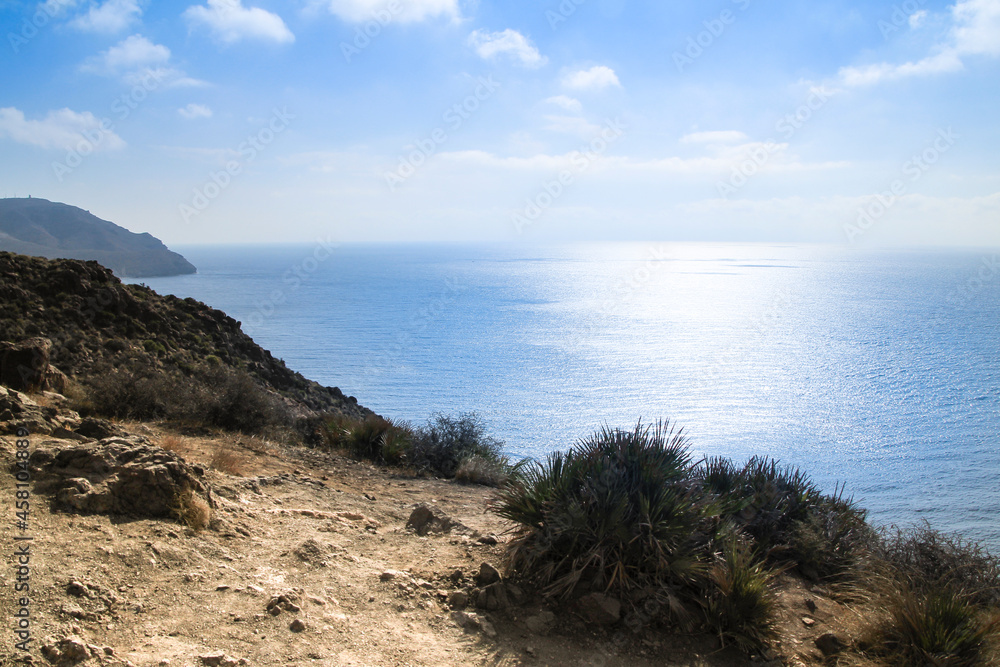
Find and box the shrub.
[704,536,779,654]
[410,412,505,478]
[455,453,526,487]
[194,365,291,434]
[169,489,211,531]
[863,586,999,666]
[696,456,869,580]
[81,364,175,420]
[340,415,413,465]
[210,444,246,476]
[877,526,1000,608]
[492,420,718,602]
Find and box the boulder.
[475,562,502,586]
[576,592,621,625]
[406,503,468,536]
[34,437,213,519]
[0,337,52,392]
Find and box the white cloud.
[39,0,79,17]
[562,66,621,91]
[837,0,1000,87]
[81,33,168,73]
[81,35,209,88]
[909,9,928,28]
[0,107,125,151]
[952,0,1000,56]
[544,95,583,113]
[467,29,547,68]
[69,0,142,33]
[184,0,295,44]
[317,0,459,23]
[543,115,601,137]
[439,142,847,176]
[680,130,749,145]
[178,103,213,120]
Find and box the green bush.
[493,420,718,602]
[864,587,998,666]
[704,536,779,654]
[409,412,505,478]
[877,526,1000,608]
[79,360,293,435]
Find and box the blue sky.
[1,0,998,246]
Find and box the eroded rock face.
[32,437,214,518]
[0,384,54,435]
[0,337,52,393]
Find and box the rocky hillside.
[0,251,369,420]
[0,197,195,278]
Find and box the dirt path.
[1,425,861,667]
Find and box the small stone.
[380,570,407,582]
[447,591,469,609]
[804,598,817,613]
[814,633,847,656]
[801,616,816,627]
[289,618,307,632]
[451,610,481,631]
[524,610,556,634]
[216,585,230,591]
[476,563,501,586]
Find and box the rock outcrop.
[31,437,214,519]
[0,252,371,419]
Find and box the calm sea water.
[134,243,1000,549]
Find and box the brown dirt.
[1,423,874,667]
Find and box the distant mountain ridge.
[0,197,195,278]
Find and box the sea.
[132,242,1000,550]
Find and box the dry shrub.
[170,489,211,531]
[210,445,245,476]
[159,434,185,454]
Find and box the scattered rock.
[406,504,465,536]
[41,636,91,664]
[524,610,556,634]
[476,582,510,611]
[380,570,409,582]
[74,417,126,440]
[475,562,501,586]
[477,534,500,545]
[451,610,495,636]
[576,592,621,625]
[801,616,816,627]
[447,590,469,609]
[814,633,846,656]
[289,618,308,632]
[294,538,328,563]
[804,598,817,613]
[199,652,240,667]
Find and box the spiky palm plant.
[493,420,719,607]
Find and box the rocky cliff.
[0,251,368,420]
[0,197,196,278]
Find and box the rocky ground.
[1,386,866,667]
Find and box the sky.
[0,0,998,246]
